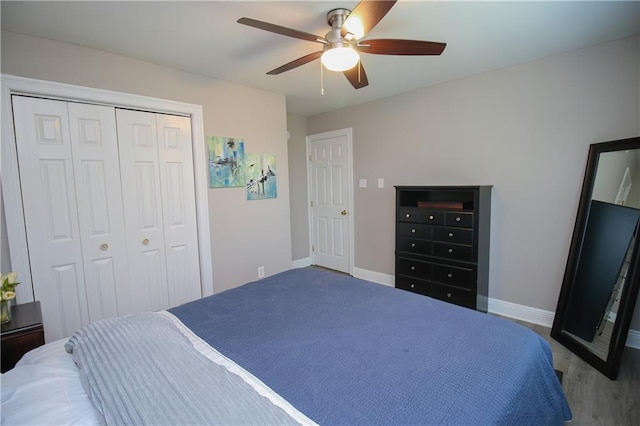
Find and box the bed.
[1,267,571,424]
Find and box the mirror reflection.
[562,148,640,361]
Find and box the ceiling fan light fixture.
[321,47,360,72]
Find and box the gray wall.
[1,31,292,294]
[286,114,310,261]
[299,36,640,327]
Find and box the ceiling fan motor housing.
[325,8,352,49]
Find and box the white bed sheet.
[1,338,101,425]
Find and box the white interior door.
[308,128,354,274]
[116,109,170,312]
[156,113,202,306]
[12,96,89,341]
[68,102,133,321]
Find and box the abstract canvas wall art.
[207,136,245,188]
[246,153,277,200]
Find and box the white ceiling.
[2,1,639,117]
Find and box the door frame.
[0,74,214,301]
[306,128,355,275]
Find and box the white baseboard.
[291,257,312,269]
[350,267,640,350]
[487,297,555,328]
[627,329,640,349]
[352,267,395,287]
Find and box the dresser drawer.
[432,242,474,261]
[397,237,431,255]
[395,275,431,296]
[445,212,474,228]
[428,283,474,309]
[398,208,421,223]
[432,263,475,288]
[397,222,431,239]
[422,210,445,225]
[432,227,473,245]
[396,257,432,279]
[398,208,445,225]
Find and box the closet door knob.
[100,243,108,251]
[143,238,150,245]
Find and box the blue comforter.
[171,268,572,425]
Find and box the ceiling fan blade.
[267,51,323,75]
[238,17,326,44]
[343,62,369,89]
[341,0,397,39]
[357,39,446,55]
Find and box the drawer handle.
[411,243,416,248]
[448,248,453,254]
[410,284,415,289]
[410,266,416,271]
[411,228,416,233]
[448,232,454,237]
[447,273,453,278]
[143,238,150,245]
[447,293,452,298]
[429,215,434,220]
[100,243,108,251]
[455,217,461,222]
[405,213,411,218]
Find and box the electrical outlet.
[258,266,265,278]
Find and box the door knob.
[341,210,348,216]
[100,243,108,251]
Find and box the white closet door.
[12,96,89,341]
[67,103,133,321]
[156,114,202,306]
[116,109,170,312]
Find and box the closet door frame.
[1,74,214,302]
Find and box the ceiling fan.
[237,0,446,89]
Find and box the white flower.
[1,272,19,302]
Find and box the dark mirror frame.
[551,136,640,380]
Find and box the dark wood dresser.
[395,186,491,311]
[1,301,45,372]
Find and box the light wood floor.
[503,317,640,426]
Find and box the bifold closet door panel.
[12,96,90,341]
[67,103,134,320]
[115,109,170,312]
[156,114,202,306]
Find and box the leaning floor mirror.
[552,136,640,379]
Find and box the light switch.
[378,178,384,188]
[359,179,367,188]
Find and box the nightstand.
[1,301,45,373]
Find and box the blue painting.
[207,136,245,188]
[246,153,277,200]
